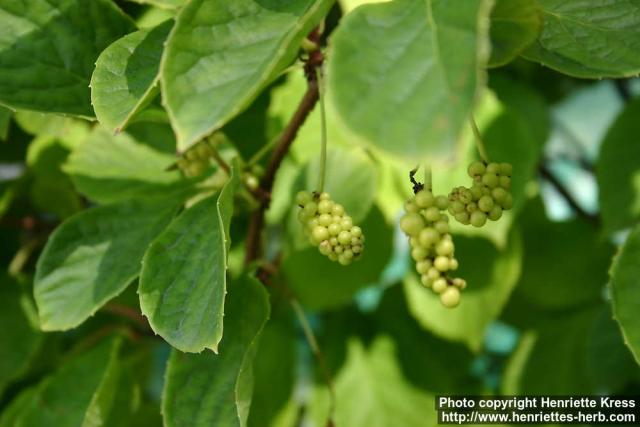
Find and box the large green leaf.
[404,231,522,351]
[0,0,135,116]
[160,0,334,151]
[488,0,541,67]
[328,0,493,159]
[0,277,42,397]
[13,338,121,427]
[513,199,613,311]
[597,98,640,234]
[64,127,185,204]
[34,197,180,331]
[283,206,392,310]
[126,0,186,9]
[610,224,640,364]
[91,20,173,133]
[162,275,270,427]
[522,0,640,78]
[139,162,239,352]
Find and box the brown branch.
[538,164,600,225]
[244,37,323,265]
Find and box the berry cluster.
[400,190,466,308]
[447,161,513,227]
[296,191,364,265]
[176,139,217,178]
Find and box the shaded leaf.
[161,0,335,151]
[328,0,493,159]
[34,197,180,330]
[0,0,135,116]
[162,275,270,427]
[597,98,640,234]
[522,0,640,78]
[139,161,239,352]
[610,224,640,364]
[91,20,173,132]
[489,0,541,67]
[64,127,185,204]
[0,106,11,140]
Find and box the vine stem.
[316,65,327,193]
[469,116,490,163]
[424,165,432,192]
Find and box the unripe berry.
[404,201,419,213]
[319,192,330,200]
[499,176,511,189]
[482,173,499,188]
[343,249,354,260]
[450,201,465,214]
[454,212,470,225]
[434,220,449,234]
[470,185,483,201]
[334,245,344,254]
[501,193,513,210]
[491,188,508,204]
[418,227,439,247]
[351,226,362,238]
[478,195,494,212]
[466,202,478,213]
[328,223,341,236]
[467,161,486,177]
[420,275,432,287]
[400,213,425,236]
[499,162,513,176]
[318,199,333,214]
[411,247,427,261]
[352,245,362,254]
[449,258,459,270]
[488,205,503,221]
[318,214,332,227]
[341,217,353,231]
[303,202,317,216]
[435,195,449,210]
[338,255,350,265]
[470,211,487,228]
[436,239,454,256]
[414,190,435,208]
[434,256,450,272]
[312,226,329,242]
[427,267,441,280]
[332,204,345,216]
[486,163,500,174]
[319,241,332,255]
[440,286,460,308]
[416,260,432,274]
[338,231,352,245]
[424,207,440,221]
[432,278,448,293]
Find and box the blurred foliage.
[1,1,640,426]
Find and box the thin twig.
[244,29,323,265]
[424,165,432,192]
[469,116,490,163]
[538,164,599,224]
[316,65,328,193]
[409,165,424,194]
[210,145,231,175]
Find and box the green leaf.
[328,0,493,159]
[0,0,136,116]
[248,312,297,427]
[160,0,335,151]
[13,338,121,427]
[488,0,541,67]
[597,98,640,234]
[0,277,42,397]
[139,162,240,352]
[0,105,11,140]
[610,224,640,364]
[404,231,522,351]
[162,275,270,427]
[283,206,392,310]
[125,0,186,9]
[34,197,180,331]
[513,199,613,311]
[91,20,173,133]
[522,0,640,78]
[64,127,185,204]
[0,387,38,427]
[304,146,377,223]
[502,308,600,394]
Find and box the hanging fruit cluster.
[400,159,513,308]
[176,135,224,178]
[296,191,364,265]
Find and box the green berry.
[341,217,353,231]
[425,207,441,221]
[415,190,435,208]
[329,237,339,246]
[491,187,508,204]
[318,214,332,227]
[303,202,318,216]
[470,185,483,201]
[468,161,486,177]
[328,253,338,262]
[328,223,341,236]
[338,255,351,265]
[312,226,329,242]
[352,245,363,254]
[449,258,459,270]
[351,226,363,238]
[332,204,345,216]
[454,212,470,225]
[486,163,500,174]
[318,199,333,214]
[435,195,449,210]
[450,201,465,214]
[478,195,494,212]
[418,228,439,247]
[319,241,332,255]
[427,267,441,280]
[416,260,432,274]
[501,193,513,210]
[434,256,450,272]
[319,192,330,200]
[420,275,432,287]
[452,278,466,289]
[440,286,460,308]
[436,239,454,256]
[466,202,478,213]
[334,245,344,254]
[338,231,352,245]
[432,278,448,293]
[499,176,511,189]
[343,249,354,260]
[400,213,425,236]
[482,173,499,188]
[470,211,487,228]
[404,201,419,213]
[434,220,449,234]
[488,205,503,221]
